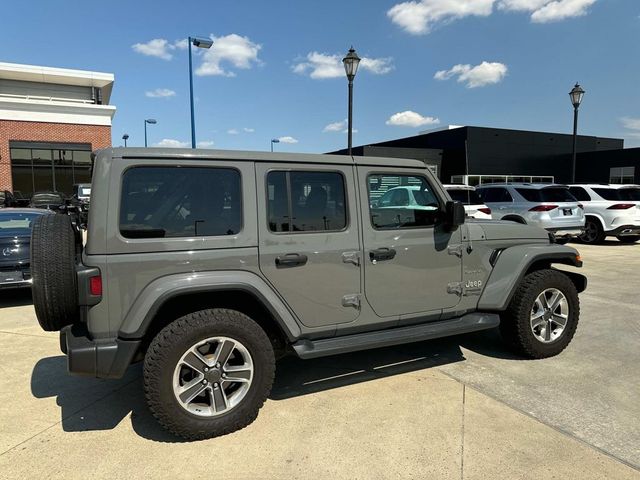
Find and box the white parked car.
[477,183,585,243]
[443,185,491,219]
[568,184,640,244]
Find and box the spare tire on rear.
[31,214,80,331]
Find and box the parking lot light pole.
[569,83,585,183]
[122,133,129,147]
[342,47,361,156]
[188,36,214,148]
[271,138,280,152]
[144,119,157,147]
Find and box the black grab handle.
[275,253,308,268]
[369,248,396,262]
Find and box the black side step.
[292,313,500,359]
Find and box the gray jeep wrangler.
[30,148,586,440]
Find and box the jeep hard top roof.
[99,147,426,169]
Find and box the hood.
[467,219,549,241]
[0,235,31,266]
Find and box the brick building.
[0,62,115,196]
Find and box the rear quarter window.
[516,188,576,202]
[447,189,482,205]
[119,166,242,238]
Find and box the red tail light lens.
[529,205,558,212]
[89,275,102,296]
[607,204,635,210]
[478,207,492,215]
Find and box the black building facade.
[332,126,637,185]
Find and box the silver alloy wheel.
[172,336,254,417]
[580,220,598,243]
[530,288,569,344]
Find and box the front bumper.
[60,324,141,379]
[606,225,640,237]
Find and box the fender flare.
[478,244,585,311]
[117,271,301,341]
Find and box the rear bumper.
[546,226,584,238]
[0,278,32,289]
[606,225,640,237]
[60,324,141,379]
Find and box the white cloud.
[434,61,507,88]
[386,111,440,128]
[154,138,189,148]
[243,127,255,133]
[387,0,598,33]
[278,136,298,144]
[196,34,262,77]
[145,88,176,98]
[174,38,188,50]
[323,119,348,132]
[387,0,494,35]
[197,140,215,148]
[292,52,394,79]
[227,129,240,135]
[621,117,640,138]
[132,38,186,60]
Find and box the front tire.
[616,235,640,244]
[143,309,275,440]
[500,269,579,359]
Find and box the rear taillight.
[529,205,558,212]
[89,275,102,296]
[478,207,491,215]
[607,204,635,210]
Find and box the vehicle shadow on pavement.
[29,329,520,443]
[0,288,33,308]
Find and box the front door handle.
[275,253,308,268]
[369,247,396,262]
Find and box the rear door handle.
[275,253,308,268]
[369,247,396,262]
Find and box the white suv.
[443,185,492,219]
[477,183,585,242]
[568,184,640,244]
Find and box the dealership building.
[0,62,114,197]
[333,125,640,185]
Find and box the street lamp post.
[122,134,129,147]
[144,119,157,147]
[188,36,214,148]
[271,138,280,152]
[569,82,585,183]
[342,47,361,156]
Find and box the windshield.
[0,212,42,235]
[447,189,482,205]
[516,187,576,202]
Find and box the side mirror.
[445,201,465,230]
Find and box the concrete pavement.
[0,242,638,479]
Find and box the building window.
[609,167,635,184]
[9,143,92,197]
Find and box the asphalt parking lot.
[0,242,638,479]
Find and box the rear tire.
[500,269,579,359]
[30,214,79,331]
[579,218,605,244]
[143,308,275,441]
[616,235,640,244]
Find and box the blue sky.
[2,0,640,151]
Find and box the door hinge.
[448,244,463,258]
[447,282,463,296]
[342,294,361,309]
[342,251,360,266]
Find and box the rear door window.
[119,166,242,238]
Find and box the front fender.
[117,270,302,340]
[478,244,584,311]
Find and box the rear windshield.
[516,187,576,202]
[0,211,43,235]
[447,189,482,205]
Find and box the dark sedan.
[0,209,52,289]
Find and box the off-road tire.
[500,269,579,359]
[143,308,275,441]
[616,235,640,244]
[30,214,79,331]
[579,217,605,244]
